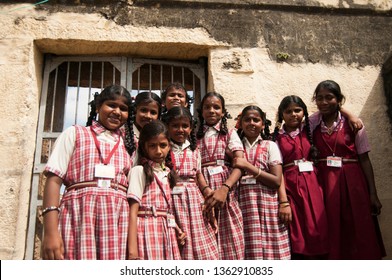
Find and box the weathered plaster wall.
[0,0,391,259]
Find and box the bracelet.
[279,201,289,205]
[279,204,291,208]
[42,206,60,216]
[255,168,261,178]
[201,185,210,194]
[222,183,231,191]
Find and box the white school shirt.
[170,139,202,171]
[127,163,168,204]
[45,125,120,178]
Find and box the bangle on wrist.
[222,183,231,191]
[279,203,290,208]
[279,200,289,205]
[255,168,261,178]
[41,206,60,216]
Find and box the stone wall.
[0,0,391,259]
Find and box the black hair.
[237,105,271,140]
[86,84,136,156]
[161,82,193,111]
[162,106,197,151]
[138,120,177,188]
[196,91,231,139]
[130,91,163,129]
[273,95,318,162]
[312,80,346,109]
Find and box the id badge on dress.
[297,161,314,172]
[95,164,115,179]
[172,186,185,195]
[97,179,111,188]
[167,214,177,228]
[207,165,224,176]
[240,175,257,185]
[327,156,342,168]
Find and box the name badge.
[297,161,314,172]
[327,156,342,168]
[167,214,177,228]
[216,159,225,166]
[172,186,185,195]
[95,164,115,179]
[208,166,224,176]
[97,179,111,188]
[240,175,257,185]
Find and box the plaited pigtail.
[304,110,319,164]
[189,117,198,151]
[196,107,205,139]
[263,119,272,140]
[140,158,154,187]
[236,113,245,141]
[86,92,99,126]
[220,111,230,136]
[272,113,283,142]
[165,152,178,188]
[123,113,136,156]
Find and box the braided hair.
[196,91,231,139]
[273,95,318,162]
[86,85,136,156]
[138,120,178,188]
[237,105,272,141]
[162,106,197,151]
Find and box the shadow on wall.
[359,62,392,260]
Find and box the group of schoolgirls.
[42,81,385,260]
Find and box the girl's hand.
[278,203,292,224]
[42,229,64,260]
[348,116,363,133]
[204,187,229,213]
[175,226,187,247]
[128,250,141,260]
[207,207,219,234]
[370,193,382,216]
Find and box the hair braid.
[86,92,99,126]
[196,109,205,139]
[165,151,178,188]
[220,112,229,136]
[304,110,319,164]
[272,113,283,142]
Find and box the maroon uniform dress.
[170,142,219,259]
[276,127,328,256]
[313,118,385,259]
[198,122,245,260]
[45,121,132,259]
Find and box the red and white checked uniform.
[44,121,132,260]
[197,122,245,260]
[128,161,181,260]
[171,141,219,260]
[238,136,291,260]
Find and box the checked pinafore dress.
[44,121,132,259]
[128,161,181,260]
[238,136,291,260]
[170,141,219,260]
[197,122,245,260]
